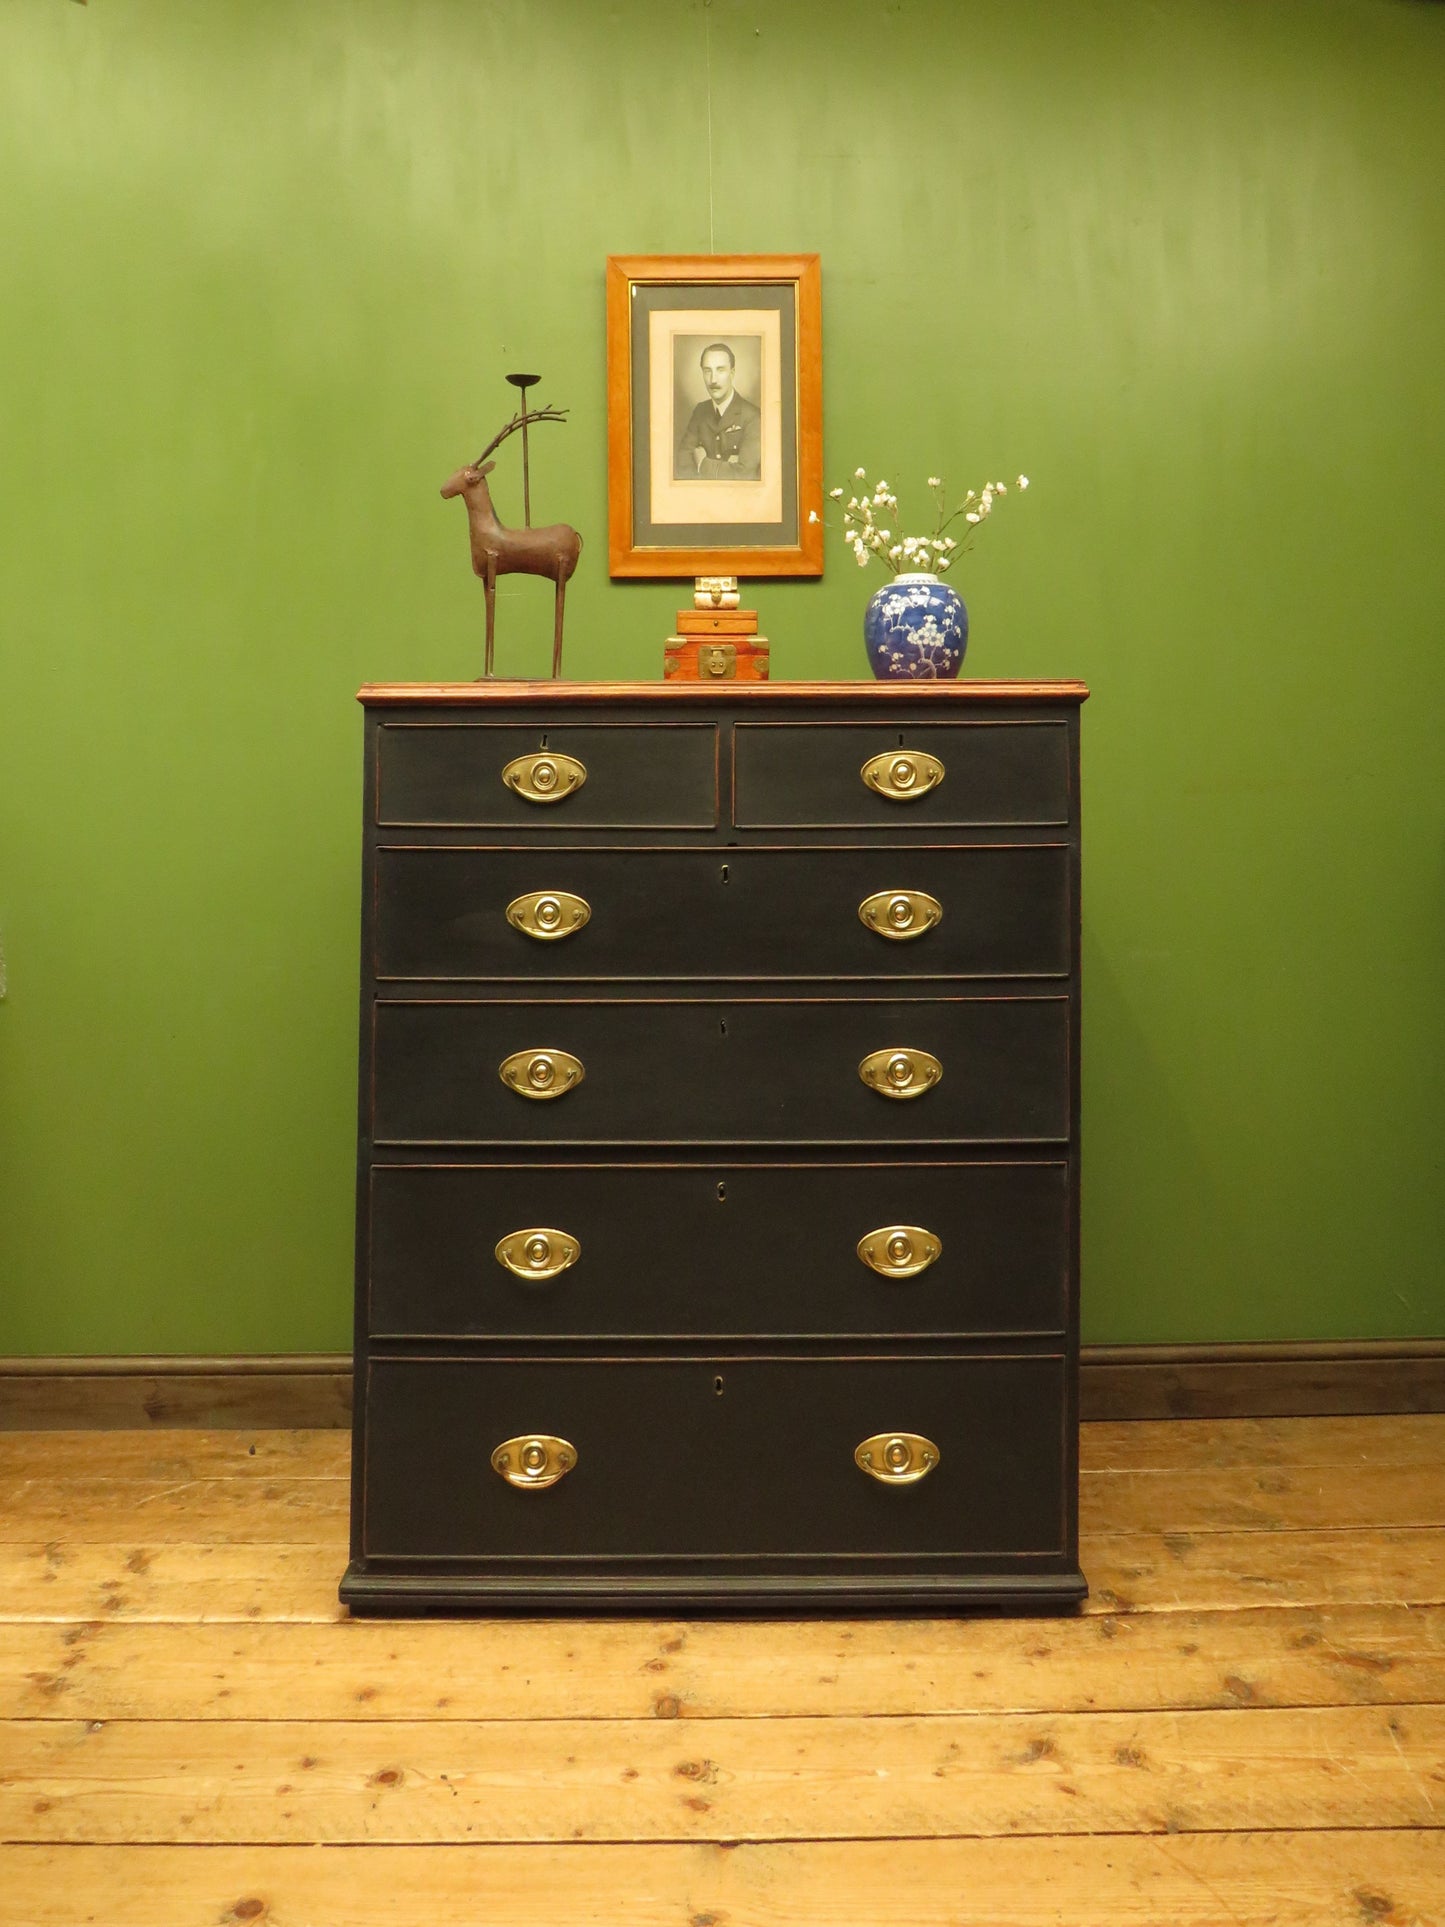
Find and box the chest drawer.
[374,843,1070,982]
[371,994,1070,1146]
[369,1160,1069,1339]
[377,723,718,828]
[362,1352,1067,1562]
[733,721,1070,828]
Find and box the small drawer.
[362,1353,1067,1561]
[376,723,718,828]
[368,1160,1070,1340]
[373,843,1070,982]
[733,721,1070,828]
[371,995,1071,1146]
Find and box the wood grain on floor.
[0,1415,1441,1926]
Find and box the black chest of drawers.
[341,679,1088,1615]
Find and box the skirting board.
[0,1342,1441,1429]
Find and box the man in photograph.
[675,341,762,480]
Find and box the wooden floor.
[0,1417,1442,1925]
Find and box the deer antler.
[471,405,570,468]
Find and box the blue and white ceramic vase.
[863,572,968,680]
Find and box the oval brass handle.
[860,750,944,801]
[495,1228,580,1281]
[506,890,591,942]
[857,1225,942,1279]
[855,1432,941,1485]
[859,1047,942,1100]
[499,1048,585,1101]
[501,751,587,804]
[491,1434,576,1489]
[859,889,942,941]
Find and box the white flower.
[876,480,889,492]
[856,547,869,566]
[927,476,942,489]
[829,487,844,499]
[889,545,902,559]
[966,511,980,523]
[878,530,891,541]
[1017,474,1029,489]
[854,466,866,478]
[807,510,819,523]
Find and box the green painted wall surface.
[1,0,1442,1353]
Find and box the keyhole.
[716,1181,727,1202]
[539,733,548,748]
[713,1376,725,1396]
[719,1019,727,1036]
[897,732,906,747]
[720,863,729,884]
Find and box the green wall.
[1,0,1442,1353]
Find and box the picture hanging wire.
[704,0,715,252]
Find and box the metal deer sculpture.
[440,403,582,679]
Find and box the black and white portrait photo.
[672,335,763,481]
[606,254,821,577]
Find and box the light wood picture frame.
[606,253,823,578]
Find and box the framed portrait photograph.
[606,253,823,578]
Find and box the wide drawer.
[376,722,718,828]
[368,1160,1069,1339]
[371,995,1071,1145]
[361,1353,1067,1560]
[374,843,1070,981]
[733,721,1071,828]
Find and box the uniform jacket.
[675,391,762,481]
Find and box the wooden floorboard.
[3,1602,1444,1720]
[2,1459,1441,1545]
[5,1705,1444,1842]
[2,1409,1438,1485]
[0,1415,1441,1926]
[5,1525,1444,1624]
[1,1835,1442,1927]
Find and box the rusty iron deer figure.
[440,405,582,679]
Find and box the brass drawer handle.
[502,751,587,804]
[491,1434,576,1489]
[858,1225,942,1279]
[859,1047,942,1100]
[507,890,591,941]
[495,1228,580,1281]
[860,750,944,801]
[855,1432,940,1485]
[858,889,942,941]
[499,1048,584,1100]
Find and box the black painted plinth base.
[339,1563,1089,1617]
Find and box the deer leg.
[482,557,497,680]
[551,573,567,679]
